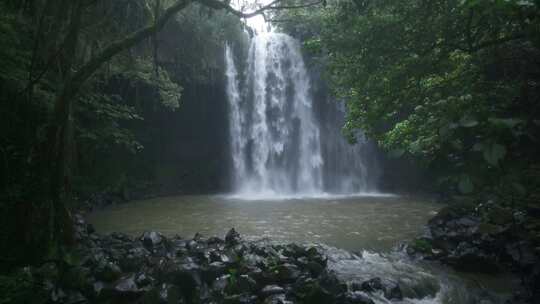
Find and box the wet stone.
[224,293,258,304]
[305,261,324,277]
[120,247,150,272]
[202,261,227,283]
[213,274,230,294]
[226,228,242,246]
[356,277,403,300]
[236,275,257,293]
[141,231,163,249]
[65,291,87,304]
[359,277,383,292]
[135,272,153,287]
[95,261,122,282]
[275,264,301,283]
[341,291,375,304]
[260,285,285,297]
[113,275,141,296]
[319,271,347,295]
[93,281,106,296]
[263,294,292,304]
[207,236,225,245]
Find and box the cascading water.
[225,33,378,197]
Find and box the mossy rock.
[303,283,335,304]
[476,223,500,235]
[61,266,92,291]
[487,206,513,225]
[410,239,433,254]
[434,200,476,221]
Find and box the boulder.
[263,294,292,304]
[282,243,306,258]
[210,250,232,264]
[94,260,122,282]
[120,246,150,272]
[226,228,242,246]
[113,275,141,296]
[340,291,375,304]
[213,274,230,295]
[140,231,164,250]
[223,293,258,304]
[135,272,154,287]
[353,277,402,300]
[446,242,501,273]
[260,285,285,298]
[65,291,87,304]
[275,264,301,283]
[319,271,347,295]
[302,283,335,304]
[155,259,202,302]
[207,236,225,245]
[236,275,257,294]
[202,261,227,284]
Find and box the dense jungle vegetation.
[0,0,256,262]
[277,0,540,197]
[1,0,540,303]
[276,0,540,211]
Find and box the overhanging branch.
[70,0,192,91]
[197,0,323,18]
[70,0,322,94]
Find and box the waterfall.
[225,33,378,198]
[225,43,246,187]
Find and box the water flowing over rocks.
[2,215,459,304]
[407,202,540,303]
[3,213,528,303]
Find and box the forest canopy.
[275,0,540,202]
[0,0,290,263]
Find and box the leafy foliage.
[276,0,540,199]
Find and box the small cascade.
[225,33,378,197]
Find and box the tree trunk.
[45,0,84,250]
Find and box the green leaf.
[438,125,451,138]
[458,174,474,194]
[388,149,405,158]
[472,142,484,151]
[488,118,523,129]
[482,143,507,166]
[459,115,478,128]
[511,182,527,196]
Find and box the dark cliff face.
[139,20,234,195]
[138,45,232,194]
[77,39,235,197]
[83,73,232,196]
[141,80,231,194]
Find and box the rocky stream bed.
[7,215,406,304]
[3,203,539,304]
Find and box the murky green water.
[87,194,439,252]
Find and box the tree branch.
[197,0,323,18]
[70,0,192,92]
[69,0,323,94]
[469,34,526,52]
